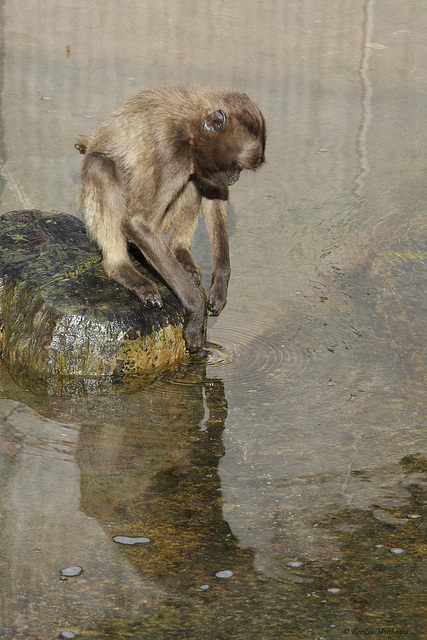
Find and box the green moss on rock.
[0,210,196,392]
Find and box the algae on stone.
[0,210,196,392]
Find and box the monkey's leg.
[167,181,203,286]
[124,217,206,353]
[80,152,162,307]
[202,198,231,316]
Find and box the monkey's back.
[84,86,212,159]
[83,86,264,169]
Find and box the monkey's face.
[194,105,266,188]
[206,162,244,187]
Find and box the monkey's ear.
[204,110,227,133]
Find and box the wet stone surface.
[59,566,84,577]
[0,210,190,391]
[113,536,151,545]
[215,570,234,579]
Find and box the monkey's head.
[192,92,266,188]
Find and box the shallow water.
[0,1,426,638]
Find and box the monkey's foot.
[107,262,163,308]
[132,281,163,308]
[183,304,206,353]
[183,324,204,353]
[173,248,202,286]
[185,264,202,286]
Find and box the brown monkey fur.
[76,86,266,353]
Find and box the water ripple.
[205,317,312,389]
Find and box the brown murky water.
[0,1,426,638]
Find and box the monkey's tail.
[74,134,90,155]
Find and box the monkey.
[75,86,266,353]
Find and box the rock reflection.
[0,362,258,638]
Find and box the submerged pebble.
[287,561,303,568]
[327,588,341,594]
[390,547,405,555]
[113,536,150,545]
[200,585,210,590]
[59,632,76,639]
[215,570,234,579]
[59,566,83,577]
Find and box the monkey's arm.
[166,180,203,286]
[123,217,206,353]
[202,198,231,316]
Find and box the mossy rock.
[0,210,195,393]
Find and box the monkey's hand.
[207,281,228,317]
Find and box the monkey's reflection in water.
[76,362,254,593]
